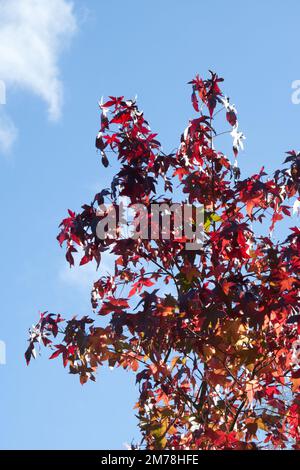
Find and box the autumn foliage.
[26,72,300,450]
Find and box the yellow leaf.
[211,213,221,222]
[256,418,267,431]
[292,377,300,392]
[170,356,180,371]
[202,344,216,361]
[150,419,168,449]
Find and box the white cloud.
[0,0,77,152]
[59,261,98,290]
[59,251,115,290]
[0,110,18,154]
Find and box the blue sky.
[0,0,300,450]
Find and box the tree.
[26,72,300,450]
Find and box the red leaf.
[49,345,65,360]
[80,255,92,266]
[191,90,199,112]
[226,110,237,126]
